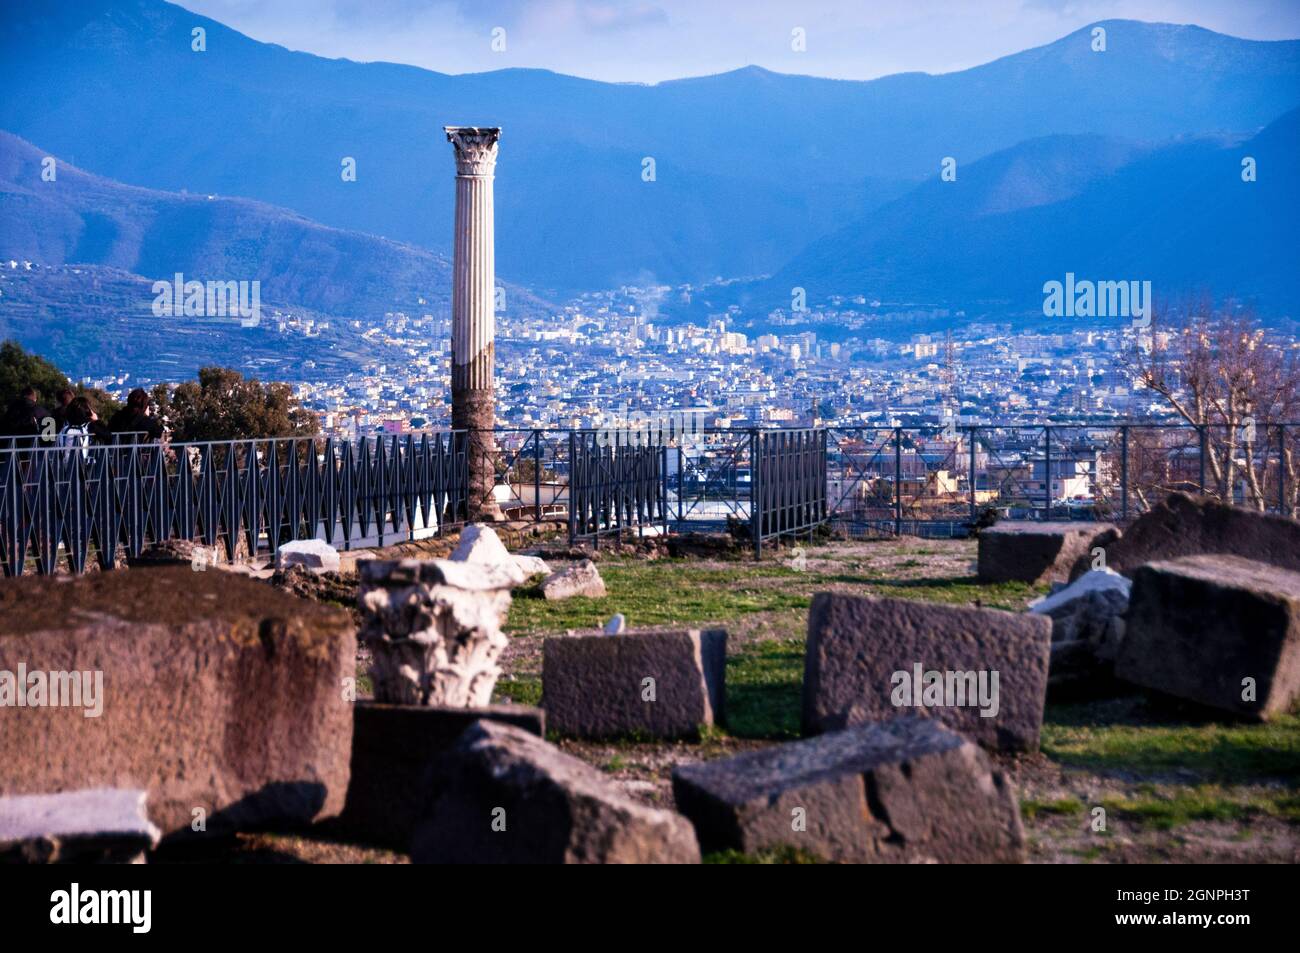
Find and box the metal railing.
[825,422,1299,536]
[0,433,468,576]
[6,421,1294,574]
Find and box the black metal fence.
[0,433,467,576]
[6,421,1295,574]
[825,422,1299,536]
[567,431,668,542]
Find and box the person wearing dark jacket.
[108,388,163,442]
[2,385,53,440]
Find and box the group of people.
[2,386,164,451]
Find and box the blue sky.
[180,0,1300,83]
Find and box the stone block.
[335,701,544,849]
[802,593,1050,751]
[0,567,355,839]
[1115,554,1300,718]
[411,720,700,863]
[0,788,160,864]
[978,521,1117,584]
[672,717,1024,863]
[543,629,726,739]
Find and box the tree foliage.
[151,366,318,442]
[0,339,121,418]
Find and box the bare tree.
[1126,298,1300,515]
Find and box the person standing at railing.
[108,388,163,443]
[49,387,75,431]
[57,396,112,458]
[1,385,51,441]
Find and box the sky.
[179,0,1300,83]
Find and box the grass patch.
[505,559,813,635]
[830,574,1044,610]
[493,674,542,707]
[1021,797,1086,820]
[1100,786,1300,831]
[724,637,804,740]
[704,845,822,864]
[1042,708,1300,782]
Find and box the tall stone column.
[445,126,503,521]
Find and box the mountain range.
[0,0,1294,304]
[2,0,1298,307]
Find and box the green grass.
[493,674,542,707]
[1042,708,1300,782]
[725,637,805,739]
[1021,797,1086,820]
[505,557,1042,635]
[505,559,814,634]
[1099,786,1300,831]
[703,845,823,864]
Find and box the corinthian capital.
[445,126,501,176]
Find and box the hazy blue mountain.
[0,129,542,319]
[2,0,1297,293]
[746,108,1300,316]
[0,130,549,381]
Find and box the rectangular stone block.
[802,593,1051,751]
[543,629,726,739]
[672,717,1024,863]
[413,720,700,863]
[335,701,544,848]
[978,521,1117,584]
[0,788,160,864]
[0,567,356,839]
[1116,554,1300,719]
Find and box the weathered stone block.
[336,701,544,849]
[802,593,1050,751]
[672,717,1024,863]
[978,521,1117,584]
[1115,554,1300,719]
[0,788,160,864]
[0,567,355,839]
[275,538,341,573]
[1072,492,1300,581]
[411,720,700,863]
[541,559,606,600]
[543,629,726,739]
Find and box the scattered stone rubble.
[1029,568,1131,690]
[540,558,607,599]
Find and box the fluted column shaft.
[445,126,502,520]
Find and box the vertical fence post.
[676,444,684,525]
[968,426,977,522]
[751,429,762,559]
[533,429,542,521]
[1043,425,1051,520]
[894,426,902,538]
[1121,425,1129,521]
[567,430,577,547]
